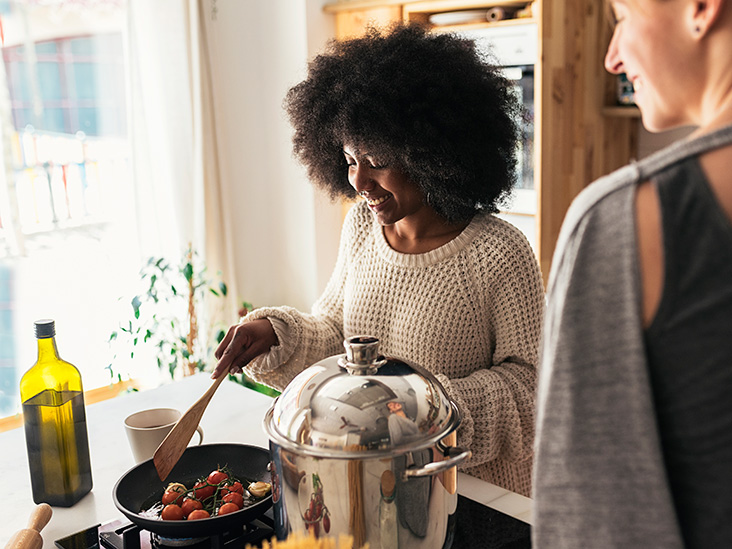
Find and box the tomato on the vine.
[161,504,184,521]
[180,497,203,518]
[222,492,244,509]
[218,502,240,515]
[221,481,244,496]
[187,509,210,520]
[161,484,186,505]
[207,469,229,485]
[192,481,215,501]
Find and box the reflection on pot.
[299,473,331,539]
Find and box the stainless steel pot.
[264,336,471,548]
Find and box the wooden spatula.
[153,373,227,481]
[5,503,52,549]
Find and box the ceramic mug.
[124,407,204,464]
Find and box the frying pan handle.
[401,447,471,479]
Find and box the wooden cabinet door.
[335,6,402,39]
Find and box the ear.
[690,0,725,36]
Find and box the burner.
[150,533,209,548]
[150,533,209,547]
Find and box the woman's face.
[343,144,427,227]
[605,0,700,131]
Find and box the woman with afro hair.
[213,22,545,497]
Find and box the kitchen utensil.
[153,373,225,480]
[114,443,272,537]
[4,503,52,549]
[265,335,471,548]
[125,407,204,463]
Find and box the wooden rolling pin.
[4,504,52,549]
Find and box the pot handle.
[401,447,471,479]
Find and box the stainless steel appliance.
[460,23,538,251]
[264,336,470,548]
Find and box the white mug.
[124,407,204,464]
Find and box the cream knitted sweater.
[244,201,545,496]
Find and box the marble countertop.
[0,374,531,547]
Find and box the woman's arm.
[439,227,545,466]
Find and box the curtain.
[126,0,238,332]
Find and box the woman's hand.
[211,319,278,379]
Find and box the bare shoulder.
[635,180,664,328]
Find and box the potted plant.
[107,244,278,396]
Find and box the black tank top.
[645,155,732,549]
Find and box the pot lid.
[263,336,461,457]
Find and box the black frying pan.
[113,443,273,537]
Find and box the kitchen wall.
[205,0,342,312]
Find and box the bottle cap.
[34,319,56,339]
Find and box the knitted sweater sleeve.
[436,226,545,468]
[240,205,364,391]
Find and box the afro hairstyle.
[284,21,523,222]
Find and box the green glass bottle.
[20,319,93,506]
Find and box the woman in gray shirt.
[533,0,732,547]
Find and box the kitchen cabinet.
[323,0,638,282]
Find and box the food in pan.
[143,466,271,520]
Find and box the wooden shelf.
[603,105,641,118]
[324,0,525,12]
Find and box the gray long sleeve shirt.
[533,124,732,548]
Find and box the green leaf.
[209,288,220,297]
[132,295,142,319]
[183,262,194,283]
[216,329,226,343]
[144,329,153,343]
[219,282,228,296]
[109,331,118,342]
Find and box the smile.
[365,194,390,206]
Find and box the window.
[0,0,162,420]
[4,34,126,136]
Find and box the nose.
[349,164,375,195]
[604,29,623,74]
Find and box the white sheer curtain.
[126,0,238,328]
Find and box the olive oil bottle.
[20,319,93,506]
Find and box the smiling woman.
[212,22,546,499]
[533,0,732,547]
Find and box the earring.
[694,25,701,33]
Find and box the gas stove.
[54,510,276,549]
[54,496,529,549]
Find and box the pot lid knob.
[338,335,387,375]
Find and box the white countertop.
[0,374,531,547]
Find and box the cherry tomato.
[193,480,215,501]
[180,497,203,518]
[218,502,240,515]
[221,481,244,496]
[207,470,228,486]
[161,485,186,505]
[222,492,244,509]
[161,504,184,521]
[187,509,211,520]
